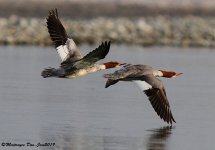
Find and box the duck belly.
[66,69,88,78]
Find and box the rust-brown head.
[159,70,183,78]
[103,61,126,69]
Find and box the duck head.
[103,61,126,69]
[159,70,183,78]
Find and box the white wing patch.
[134,81,152,91]
[56,45,69,61]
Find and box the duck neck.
[98,64,106,70]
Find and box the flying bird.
[104,64,182,124]
[41,8,124,78]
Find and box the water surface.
[0,45,214,150]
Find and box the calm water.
[0,45,215,150]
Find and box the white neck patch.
[99,64,106,70]
[153,70,163,77]
[134,81,152,91]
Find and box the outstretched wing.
[61,41,111,70]
[46,8,82,62]
[134,75,176,124]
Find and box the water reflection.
[146,126,173,150]
[41,126,173,150]
[42,132,143,150]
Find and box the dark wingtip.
[106,41,111,48]
[47,8,58,18]
[167,112,176,125]
[108,41,111,49]
[172,116,176,123]
[103,40,111,48]
[55,8,58,17]
[107,40,111,45]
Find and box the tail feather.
[41,68,65,78]
[41,68,58,78]
[105,79,119,88]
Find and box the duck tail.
[41,67,59,78]
[105,79,119,88]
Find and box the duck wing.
[61,41,110,70]
[134,75,176,124]
[46,8,82,62]
[104,64,153,88]
[104,64,153,80]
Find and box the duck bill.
[173,72,183,77]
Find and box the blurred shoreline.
[1,16,214,47]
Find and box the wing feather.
[133,75,175,124]
[144,88,175,124]
[61,41,110,70]
[46,8,82,61]
[46,8,68,48]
